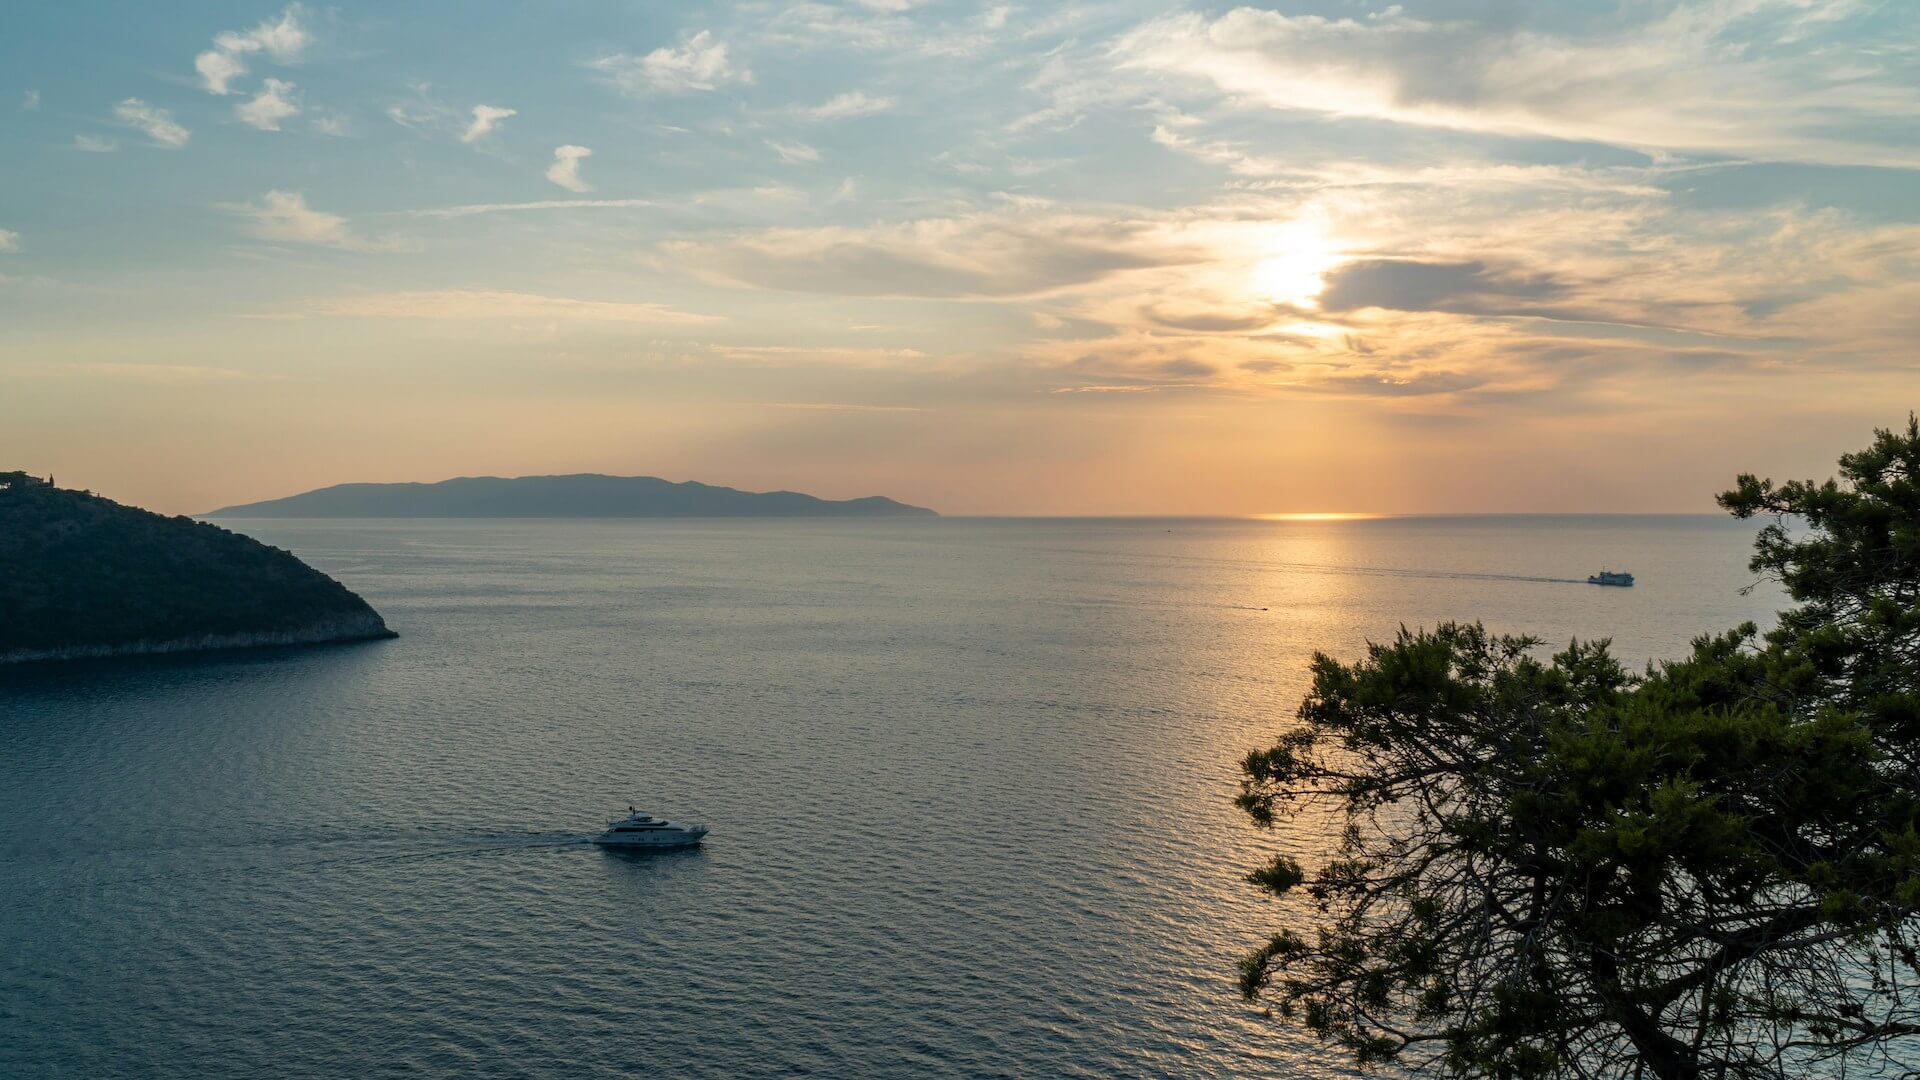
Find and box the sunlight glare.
[1251,216,1341,308]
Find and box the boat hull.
[592,829,706,848]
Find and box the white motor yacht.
[593,808,709,849]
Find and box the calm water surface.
[0,516,1782,1078]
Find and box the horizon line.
[195,510,1747,522]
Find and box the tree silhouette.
[1238,417,1920,1078]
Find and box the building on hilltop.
[0,471,52,490]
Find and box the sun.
[1251,216,1341,308]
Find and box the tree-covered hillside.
[0,472,392,660]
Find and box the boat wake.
[45,831,597,893]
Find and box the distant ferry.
[593,808,709,849]
[1588,570,1635,587]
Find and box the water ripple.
[1,517,1776,1078]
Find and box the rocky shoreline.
[0,612,396,665]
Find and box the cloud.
[113,99,190,148]
[19,363,264,382]
[236,78,301,130]
[406,198,655,219]
[195,50,250,96]
[805,91,893,120]
[589,31,749,94]
[1318,260,1569,317]
[222,190,399,251]
[306,289,720,324]
[310,111,349,136]
[72,134,117,153]
[217,6,309,61]
[687,183,806,212]
[760,0,1026,57]
[1006,179,1909,403]
[195,4,310,94]
[21,90,39,111]
[697,344,934,370]
[659,205,1204,299]
[712,344,926,361]
[1022,321,1483,400]
[761,402,925,412]
[766,139,821,164]
[1312,371,1489,398]
[641,166,1855,407]
[1114,4,1920,165]
[386,88,514,145]
[0,229,18,253]
[545,145,593,192]
[1030,326,1272,388]
[460,104,516,143]
[1149,123,1294,178]
[385,99,439,130]
[1140,300,1280,333]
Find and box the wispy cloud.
[72,134,117,153]
[1050,383,1202,394]
[766,139,821,164]
[236,78,301,131]
[306,289,720,324]
[21,90,39,111]
[309,111,349,136]
[222,190,400,252]
[384,89,516,146]
[0,229,19,253]
[1114,4,1920,165]
[460,104,516,143]
[708,344,931,368]
[19,362,265,382]
[804,91,892,120]
[761,402,925,412]
[589,31,749,94]
[384,92,443,131]
[545,145,593,192]
[658,204,1204,299]
[113,99,190,148]
[195,4,310,95]
[405,198,655,219]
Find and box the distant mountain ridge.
[205,474,938,519]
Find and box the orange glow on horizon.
[1250,512,1385,522]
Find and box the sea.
[0,516,1785,1078]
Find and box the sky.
[2,0,1917,516]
